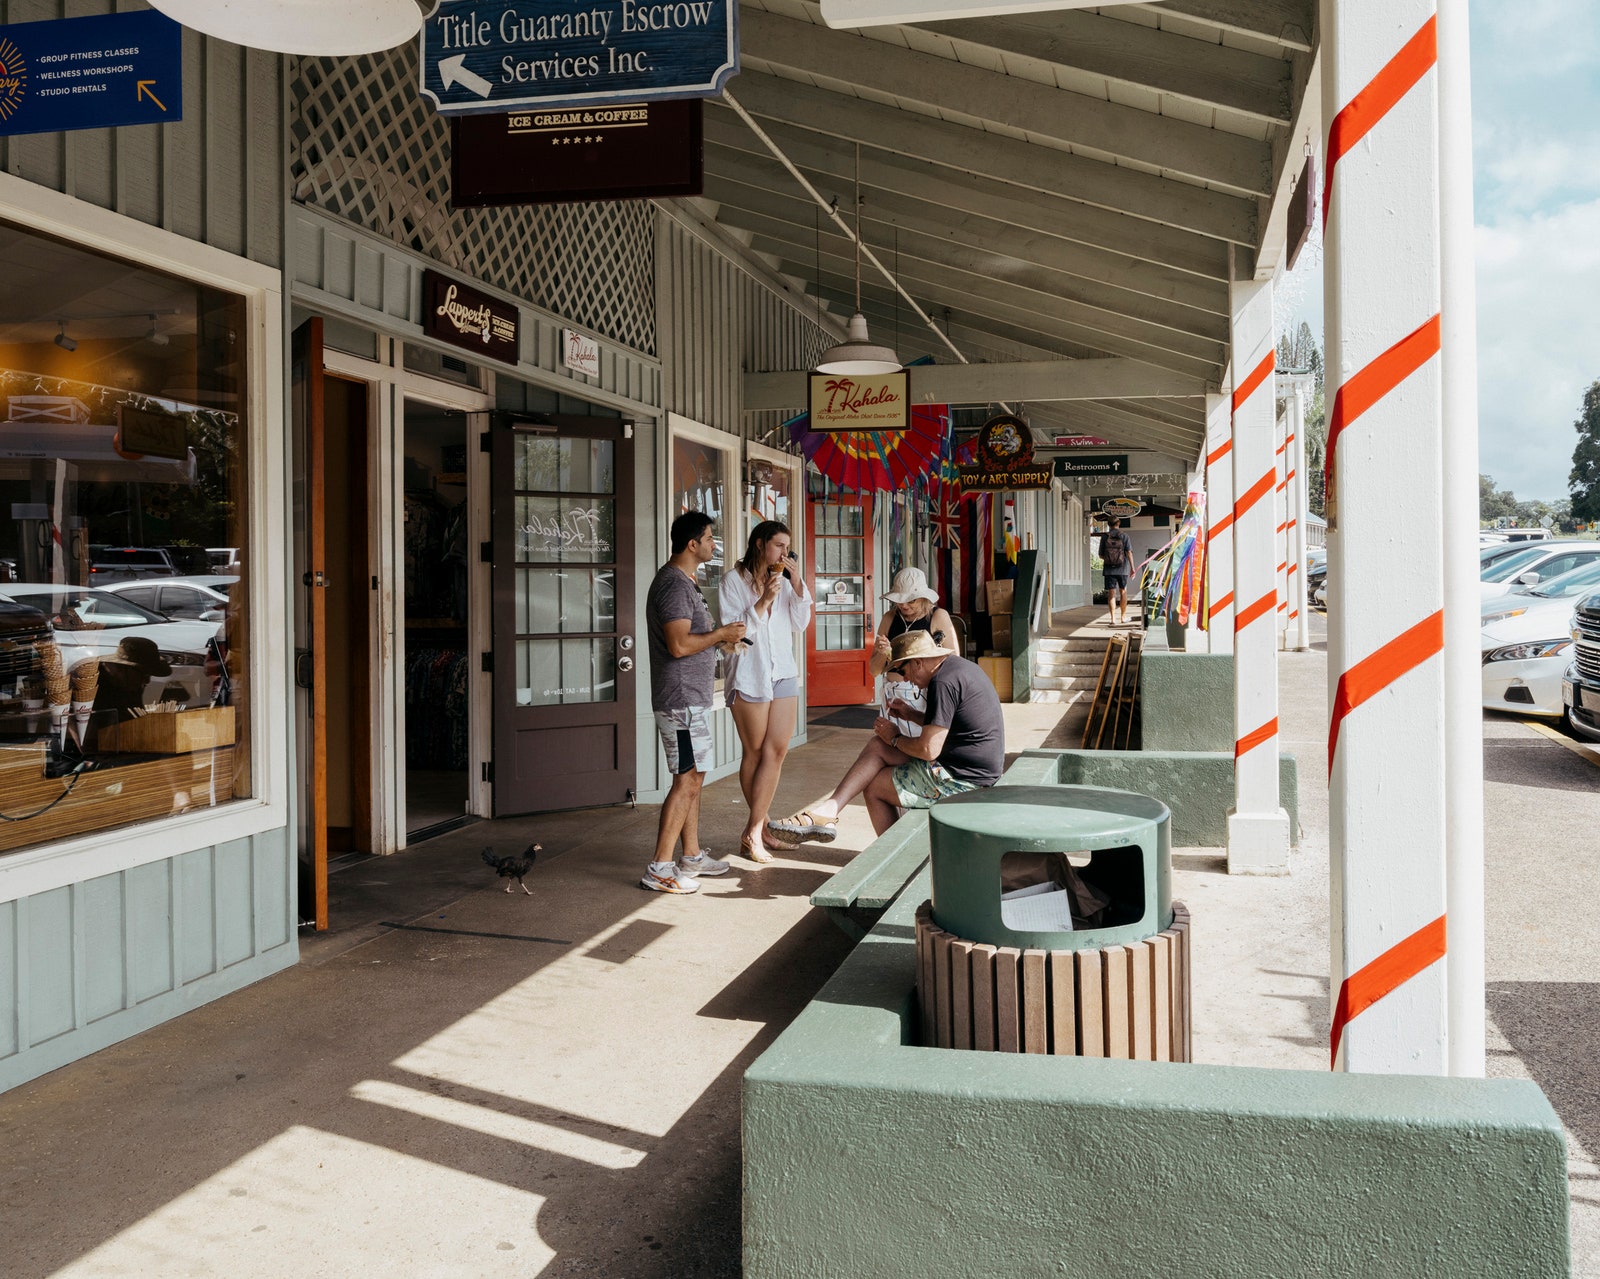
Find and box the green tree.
[1570,379,1600,524]
[1480,474,1519,525]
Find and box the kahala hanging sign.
[958,413,1051,490]
[809,371,909,432]
[422,270,520,365]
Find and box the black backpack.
[1103,532,1128,570]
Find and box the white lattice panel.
[289,46,656,355]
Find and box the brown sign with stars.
[451,99,702,207]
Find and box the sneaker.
[641,862,700,894]
[766,810,838,844]
[679,850,730,877]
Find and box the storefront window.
[0,220,252,855]
[668,418,737,685]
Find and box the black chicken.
[481,843,540,894]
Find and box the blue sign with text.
[0,10,183,138]
[420,0,737,114]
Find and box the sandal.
[741,836,776,864]
[766,810,838,845]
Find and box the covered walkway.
[3,638,1596,1274]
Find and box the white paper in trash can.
[1000,883,1074,931]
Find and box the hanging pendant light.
[147,0,421,57]
[814,145,901,376]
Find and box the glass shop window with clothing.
[0,219,252,855]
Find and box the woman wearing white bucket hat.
[870,568,954,679]
[871,567,955,742]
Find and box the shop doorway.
[490,414,636,814]
[805,492,876,706]
[401,400,473,838]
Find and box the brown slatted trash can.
[913,785,1191,1061]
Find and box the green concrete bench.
[810,754,1061,940]
[749,869,1570,1278]
[809,747,1297,940]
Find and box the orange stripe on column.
[1232,350,1275,413]
[1323,16,1439,226]
[1208,591,1235,620]
[1234,590,1276,632]
[1208,514,1234,542]
[1234,470,1275,522]
[1328,610,1444,772]
[1235,717,1278,759]
[1207,439,1233,467]
[1325,315,1442,495]
[1330,915,1447,1067]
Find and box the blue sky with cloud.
[1282,1,1598,503]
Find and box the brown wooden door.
[806,494,876,706]
[491,415,637,814]
[291,319,328,930]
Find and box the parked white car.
[1480,542,1600,605]
[101,576,238,622]
[0,584,220,705]
[1480,559,1600,719]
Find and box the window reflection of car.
[101,576,239,623]
[0,584,220,705]
[0,598,53,683]
[87,546,180,584]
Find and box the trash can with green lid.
[914,784,1191,1060]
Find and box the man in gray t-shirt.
[640,511,746,895]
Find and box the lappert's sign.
[563,329,601,378]
[808,371,909,432]
[422,269,520,365]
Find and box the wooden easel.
[1108,634,1143,750]
[1081,633,1129,749]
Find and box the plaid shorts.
[655,706,714,775]
[892,757,977,809]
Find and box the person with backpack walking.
[1099,517,1134,626]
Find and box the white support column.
[1323,0,1449,1073]
[1275,402,1290,649]
[1226,276,1290,874]
[1438,0,1485,1078]
[1290,387,1313,651]
[1203,392,1235,653]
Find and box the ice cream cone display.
[70,659,100,743]
[39,644,70,743]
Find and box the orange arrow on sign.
[136,80,167,111]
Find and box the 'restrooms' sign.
[420,0,738,114]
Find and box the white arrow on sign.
[439,55,494,99]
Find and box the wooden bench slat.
[1021,950,1048,1054]
[1048,951,1077,1055]
[951,940,974,1051]
[971,944,998,1052]
[995,947,1022,1053]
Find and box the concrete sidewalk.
[1,644,1595,1275]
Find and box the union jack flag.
[931,495,963,549]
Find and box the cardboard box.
[990,614,1013,651]
[984,579,1015,615]
[101,706,235,755]
[978,655,1013,702]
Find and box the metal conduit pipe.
[720,88,971,369]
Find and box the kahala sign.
[958,413,1050,490]
[809,371,909,432]
[420,0,738,114]
[422,270,520,365]
[452,99,701,205]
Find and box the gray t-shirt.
[646,564,716,712]
[922,655,1004,786]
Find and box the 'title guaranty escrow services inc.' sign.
[420,0,737,114]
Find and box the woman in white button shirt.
[722,520,813,862]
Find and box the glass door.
[805,490,875,706]
[491,415,635,814]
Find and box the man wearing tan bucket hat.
[768,629,1004,842]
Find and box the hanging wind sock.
[1141,491,1209,629]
